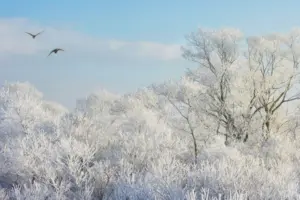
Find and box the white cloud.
[0,17,192,108]
[0,18,183,61]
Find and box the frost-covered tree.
[3,28,300,199]
[181,27,300,144]
[0,82,67,141]
[151,77,212,163]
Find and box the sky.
[1,0,300,109]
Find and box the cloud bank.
[0,18,182,62]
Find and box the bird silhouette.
[48,48,64,57]
[25,31,44,39]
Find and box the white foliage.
[3,27,300,200]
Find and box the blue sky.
[3,0,300,41]
[1,0,300,108]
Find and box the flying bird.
[48,48,64,57]
[25,31,44,39]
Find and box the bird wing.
[57,48,64,51]
[48,49,55,56]
[36,30,44,36]
[25,32,34,37]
